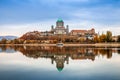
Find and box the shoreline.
[0,43,120,47]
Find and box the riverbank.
[0,43,120,47]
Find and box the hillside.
[20,31,41,40]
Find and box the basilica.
[51,19,69,35]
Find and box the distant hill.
[0,36,18,40]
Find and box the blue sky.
[0,0,120,36]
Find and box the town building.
[70,28,96,39]
[40,31,53,36]
[112,36,118,42]
[70,28,95,36]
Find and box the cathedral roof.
[57,19,63,22]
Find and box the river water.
[0,46,120,80]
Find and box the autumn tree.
[117,35,120,42]
[0,38,7,44]
[13,39,20,44]
[79,37,85,43]
[99,33,106,42]
[94,35,100,43]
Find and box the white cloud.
[0,0,120,37]
[0,20,55,37]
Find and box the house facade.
[70,28,96,40]
[70,28,95,36]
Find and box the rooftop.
[57,19,63,22]
[71,30,87,33]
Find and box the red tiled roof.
[71,30,88,33]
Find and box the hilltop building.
[51,19,69,35]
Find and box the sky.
[0,0,120,37]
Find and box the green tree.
[106,31,112,42]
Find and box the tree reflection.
[117,48,120,54]
[0,45,119,71]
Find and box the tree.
[79,37,85,43]
[0,38,7,44]
[117,35,120,42]
[106,31,112,42]
[94,35,100,43]
[99,33,106,42]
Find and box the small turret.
[51,25,54,31]
[66,25,69,34]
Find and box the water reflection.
[0,45,119,72]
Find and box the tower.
[51,25,54,31]
[66,25,69,34]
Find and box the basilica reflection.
[0,45,119,71]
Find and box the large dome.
[57,19,63,22]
